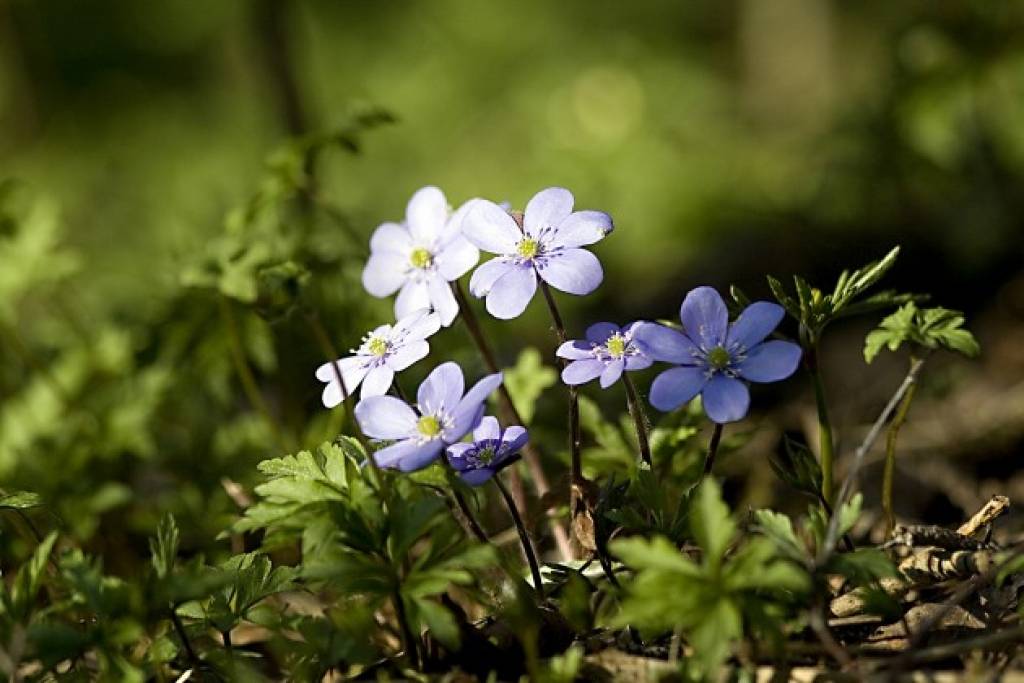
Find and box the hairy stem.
[806,345,835,506]
[701,423,725,481]
[452,281,572,560]
[883,370,918,537]
[494,475,545,598]
[621,373,652,467]
[219,297,290,454]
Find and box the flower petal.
[355,396,418,439]
[524,187,574,237]
[360,365,394,398]
[556,340,594,360]
[728,302,785,351]
[391,309,441,342]
[501,425,529,453]
[536,248,603,295]
[600,359,625,388]
[374,439,443,471]
[449,373,503,440]
[370,222,413,255]
[737,340,802,383]
[427,273,459,326]
[680,286,728,349]
[446,442,474,469]
[463,200,522,254]
[561,358,605,385]
[395,279,431,319]
[702,375,750,424]
[585,322,619,344]
[386,339,429,371]
[469,257,515,297]
[649,366,708,411]
[406,186,449,245]
[436,236,480,281]
[473,415,501,441]
[315,355,365,383]
[441,198,482,245]
[552,210,613,247]
[362,251,409,297]
[485,264,537,319]
[417,361,465,417]
[633,322,700,364]
[624,354,653,370]
[459,468,496,486]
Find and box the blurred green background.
[2,0,1023,564]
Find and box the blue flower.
[635,287,802,424]
[556,321,652,388]
[446,416,528,486]
[315,309,441,404]
[462,187,613,319]
[362,186,481,326]
[354,362,503,472]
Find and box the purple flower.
[362,186,480,326]
[635,287,802,424]
[315,309,440,405]
[354,362,503,472]
[446,416,528,486]
[556,322,652,388]
[462,187,613,319]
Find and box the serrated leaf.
[149,513,179,580]
[501,347,557,424]
[690,479,736,567]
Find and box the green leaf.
[414,598,460,650]
[863,302,979,362]
[148,513,179,580]
[752,509,807,562]
[826,548,898,585]
[690,479,736,567]
[501,347,557,424]
[610,535,701,576]
[768,435,823,499]
[688,597,742,677]
[0,490,43,510]
[8,531,58,620]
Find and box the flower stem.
[170,607,200,666]
[494,474,545,598]
[621,373,652,467]
[303,310,360,442]
[883,362,918,537]
[392,589,421,668]
[806,345,835,506]
[701,422,724,481]
[219,297,291,454]
[452,281,572,560]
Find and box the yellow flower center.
[476,446,496,465]
[409,247,433,269]
[416,415,442,438]
[516,238,539,259]
[367,336,389,356]
[707,346,731,370]
[605,333,627,358]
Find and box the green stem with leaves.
[622,373,652,467]
[883,360,918,537]
[806,345,835,506]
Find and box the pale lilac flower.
[636,286,802,424]
[315,309,441,406]
[557,322,652,388]
[354,362,503,472]
[462,187,613,319]
[362,186,480,326]
[446,416,528,486]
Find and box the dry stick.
[452,281,573,560]
[219,297,291,454]
[538,280,586,555]
[621,373,652,467]
[817,354,929,565]
[882,373,918,537]
[494,475,545,597]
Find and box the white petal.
[386,339,429,371]
[406,186,449,245]
[436,236,479,281]
[462,200,522,254]
[370,222,414,254]
[361,366,395,397]
[362,252,409,297]
[391,309,441,342]
[553,210,613,248]
[524,187,574,237]
[469,257,515,297]
[395,280,431,319]
[427,274,460,326]
[440,197,482,245]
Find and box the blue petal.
[561,358,604,385]
[737,340,802,383]
[649,366,708,411]
[680,286,728,349]
[445,442,474,470]
[373,439,443,471]
[599,359,625,388]
[633,322,699,364]
[701,375,750,424]
[556,340,594,360]
[473,415,502,442]
[585,322,619,344]
[448,373,502,441]
[624,354,653,371]
[536,248,603,296]
[728,301,784,350]
[500,425,529,453]
[460,468,496,486]
[354,396,418,439]
[417,362,464,416]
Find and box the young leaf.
[690,479,736,568]
[501,347,557,425]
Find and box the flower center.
[516,238,539,260]
[367,336,389,356]
[475,446,496,466]
[409,247,433,269]
[707,346,731,370]
[416,415,442,438]
[605,333,627,358]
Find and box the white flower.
[361,186,480,326]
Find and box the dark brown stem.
[537,281,582,485]
[170,608,200,666]
[702,423,724,479]
[392,590,421,668]
[453,281,572,560]
[494,475,545,598]
[621,373,652,467]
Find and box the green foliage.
[502,347,558,424]
[864,301,980,362]
[612,480,809,677]
[768,435,824,502]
